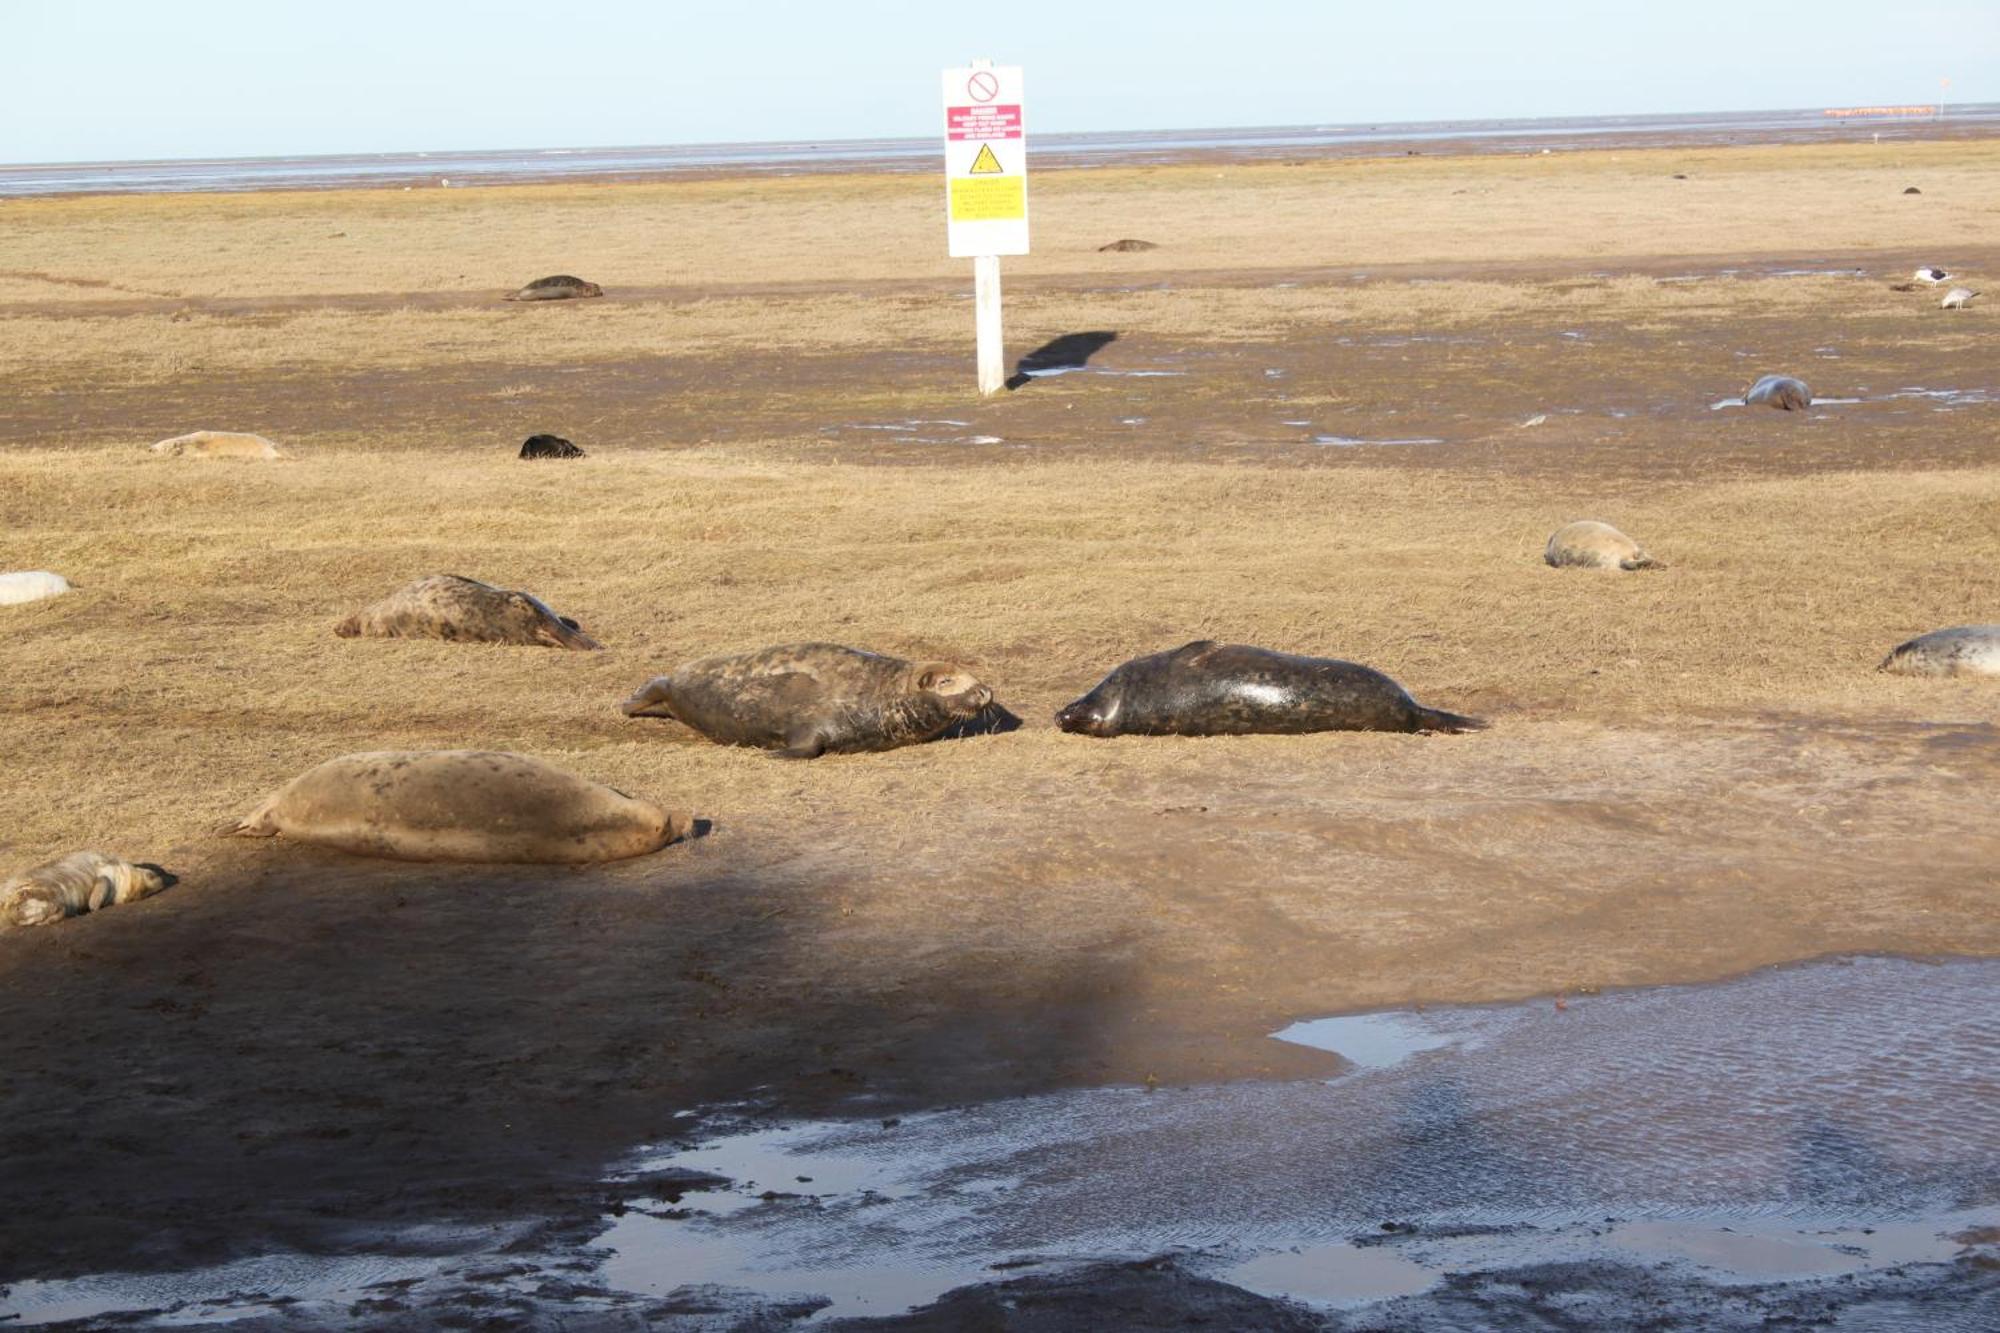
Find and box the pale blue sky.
[9,1,1995,164]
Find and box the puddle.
[1311,434,1445,446]
[1271,1008,1469,1070]
[10,957,1994,1326]
[1226,1244,1436,1307]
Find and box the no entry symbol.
[966,70,1000,103]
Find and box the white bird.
[1913,267,1952,284]
[1941,287,1979,310]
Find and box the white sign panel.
[942,64,1029,258]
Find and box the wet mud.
[7,956,1994,1329]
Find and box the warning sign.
[942,64,1027,257]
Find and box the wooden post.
[975,253,1004,395]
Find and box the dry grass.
[2,138,1997,1022]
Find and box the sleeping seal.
[0,570,71,605]
[1744,375,1811,411]
[151,430,282,459]
[3,852,170,928]
[1877,625,2000,678]
[1055,641,1485,738]
[1099,239,1159,252]
[505,275,603,302]
[224,750,690,862]
[621,642,996,758]
[334,574,602,650]
[1544,520,1663,571]
[519,433,585,459]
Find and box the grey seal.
[1099,239,1159,252]
[224,750,691,862]
[621,642,996,758]
[3,852,171,927]
[519,433,585,459]
[334,574,601,650]
[1744,375,1811,411]
[1878,625,2000,678]
[1544,520,1662,571]
[1055,641,1485,738]
[504,275,603,301]
[151,431,282,459]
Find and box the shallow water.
[6,956,1993,1326]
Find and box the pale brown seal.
[1098,239,1159,252]
[621,643,995,758]
[1055,641,1484,738]
[1544,520,1663,571]
[334,574,602,650]
[2,852,171,927]
[223,750,690,862]
[504,275,603,302]
[1744,375,1811,411]
[1878,625,2000,678]
[150,431,282,459]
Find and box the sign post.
[943,60,1028,396]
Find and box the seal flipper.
[620,678,681,719]
[1412,706,1487,734]
[218,799,281,838]
[87,873,117,913]
[1619,555,1665,571]
[772,725,828,760]
[333,613,363,638]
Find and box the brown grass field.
[0,137,1996,1277]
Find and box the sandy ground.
[2,136,1998,1322]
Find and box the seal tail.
[216,799,280,838]
[1414,706,1487,734]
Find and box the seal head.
[1056,641,1484,738]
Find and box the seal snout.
[1054,701,1102,735]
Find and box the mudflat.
[1,138,1997,1304]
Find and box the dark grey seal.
[1099,239,1159,252]
[1744,374,1811,411]
[621,643,996,758]
[1055,641,1485,738]
[504,275,604,302]
[519,433,585,459]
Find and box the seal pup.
[1902,186,1922,195]
[150,430,281,459]
[1941,287,1980,310]
[335,574,602,650]
[1098,239,1159,252]
[1544,520,1663,571]
[1878,625,2000,678]
[519,433,585,459]
[3,852,170,927]
[1055,642,1485,738]
[621,643,995,758]
[504,275,603,302]
[224,750,690,863]
[1913,267,1952,284]
[1744,374,1811,411]
[0,570,71,605]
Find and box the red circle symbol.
[967,71,1000,103]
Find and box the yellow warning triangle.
[969,143,1004,175]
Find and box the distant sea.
[5,104,1996,198]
